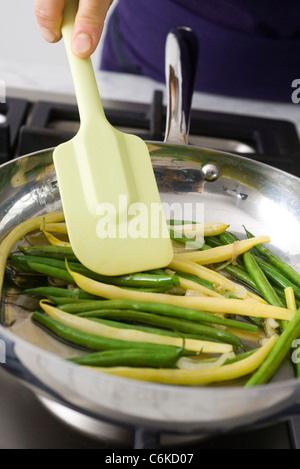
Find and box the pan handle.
[164,26,198,145]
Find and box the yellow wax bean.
[285,287,297,314]
[170,222,229,237]
[42,230,71,247]
[90,335,277,386]
[243,291,268,304]
[169,258,266,304]
[170,258,243,287]
[67,269,293,321]
[177,277,225,298]
[0,211,65,296]
[42,223,68,235]
[175,236,270,264]
[40,302,233,354]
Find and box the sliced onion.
[185,289,205,297]
[214,282,247,299]
[165,268,176,276]
[231,241,240,265]
[264,318,280,338]
[177,352,236,370]
[214,260,232,272]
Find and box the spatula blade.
[53,125,173,276]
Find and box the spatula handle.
[62,0,105,124]
[164,27,198,145]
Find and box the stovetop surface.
[0,366,295,449]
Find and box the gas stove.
[1,91,300,450]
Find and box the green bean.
[23,286,98,299]
[27,261,74,283]
[167,220,196,226]
[19,245,78,261]
[77,309,245,349]
[204,236,222,248]
[221,264,258,291]
[207,233,265,326]
[245,228,300,288]
[8,256,38,273]
[11,255,178,288]
[169,228,206,250]
[68,348,184,368]
[20,245,75,255]
[243,252,283,307]
[48,296,100,305]
[217,231,281,305]
[109,273,180,288]
[252,255,300,301]
[121,285,179,293]
[58,299,258,332]
[174,271,215,290]
[32,311,192,355]
[219,231,239,244]
[242,316,265,328]
[197,244,211,251]
[245,307,300,386]
[223,349,256,365]
[146,269,168,275]
[87,317,227,344]
[10,254,68,270]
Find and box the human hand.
[35,0,113,58]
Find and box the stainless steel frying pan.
[1,27,300,440]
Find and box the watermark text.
[0,339,6,364]
[291,79,300,104]
[95,196,204,247]
[0,79,5,104]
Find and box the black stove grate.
[0,97,29,164]
[7,91,300,178]
[189,108,300,176]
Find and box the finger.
[71,0,113,58]
[35,0,66,43]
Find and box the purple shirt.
[100,0,300,101]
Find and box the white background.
[0,0,107,70]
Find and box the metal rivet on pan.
[202,163,220,182]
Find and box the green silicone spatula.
[53,0,173,276]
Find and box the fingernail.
[72,33,92,56]
[41,27,57,43]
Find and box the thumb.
[71,0,113,58]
